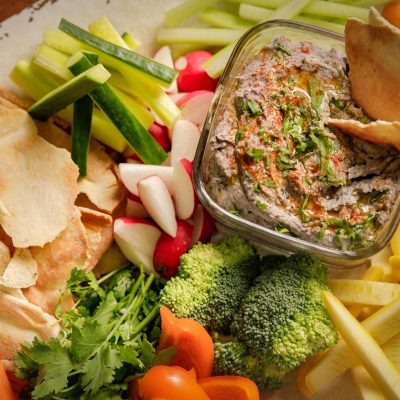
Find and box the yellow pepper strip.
[389,255,400,282]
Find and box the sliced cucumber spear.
[72,95,93,177]
[59,18,177,87]
[67,51,167,165]
[28,63,110,120]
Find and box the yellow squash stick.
[391,223,400,256]
[390,255,400,282]
[347,266,385,318]
[323,291,400,400]
[305,295,400,395]
[352,331,400,400]
[329,279,400,306]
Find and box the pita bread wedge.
[23,208,88,314]
[36,120,126,214]
[0,99,79,248]
[79,207,113,270]
[328,118,400,151]
[345,14,400,121]
[0,248,37,289]
[0,290,59,361]
[0,241,10,276]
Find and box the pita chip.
[36,120,126,214]
[0,99,79,247]
[0,241,10,276]
[23,208,88,314]
[328,118,400,151]
[345,12,400,121]
[79,207,113,270]
[0,290,59,361]
[0,248,37,289]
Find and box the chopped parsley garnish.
[360,116,370,124]
[330,98,344,111]
[309,78,324,115]
[274,42,292,56]
[254,182,261,193]
[258,128,269,142]
[247,148,264,162]
[235,128,245,143]
[229,209,241,216]
[275,222,297,236]
[369,190,387,204]
[256,200,268,211]
[300,193,311,223]
[265,152,271,169]
[246,99,263,116]
[264,178,277,188]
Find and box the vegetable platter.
[1,1,400,400]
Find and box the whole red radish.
[175,50,219,92]
[154,220,193,279]
[190,205,216,246]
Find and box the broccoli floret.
[230,253,338,373]
[213,341,286,389]
[160,237,259,332]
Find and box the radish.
[170,119,200,162]
[190,204,216,246]
[149,122,171,152]
[119,163,173,196]
[113,217,162,274]
[162,152,172,167]
[175,90,214,129]
[126,193,149,218]
[168,92,187,103]
[175,50,219,92]
[172,158,197,220]
[137,175,177,237]
[153,45,178,94]
[153,220,193,279]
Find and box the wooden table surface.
[0,0,38,22]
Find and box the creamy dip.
[205,37,400,250]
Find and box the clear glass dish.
[193,20,400,268]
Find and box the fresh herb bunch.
[15,266,164,400]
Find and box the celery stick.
[10,60,127,152]
[67,52,166,165]
[266,0,313,20]
[33,45,72,81]
[119,64,180,128]
[88,16,129,49]
[202,43,235,79]
[170,43,206,59]
[200,8,254,30]
[28,63,111,120]
[122,32,140,51]
[157,28,244,46]
[304,1,369,21]
[353,0,387,6]
[294,15,345,34]
[43,28,83,55]
[164,0,218,27]
[227,0,282,7]
[113,87,154,130]
[72,94,93,176]
[239,4,273,22]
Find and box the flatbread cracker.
[0,99,79,247]
[0,248,37,289]
[328,118,400,151]
[23,208,88,314]
[0,290,59,361]
[345,15,400,121]
[0,241,10,276]
[36,120,126,214]
[79,207,113,270]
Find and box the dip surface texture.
[205,37,400,250]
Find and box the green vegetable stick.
[266,0,313,20]
[202,43,236,79]
[200,8,254,29]
[164,0,219,27]
[72,94,93,177]
[67,51,166,165]
[28,63,111,120]
[157,28,244,46]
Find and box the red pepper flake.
[332,155,340,166]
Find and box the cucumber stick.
[88,17,130,49]
[67,52,166,165]
[59,18,177,87]
[72,95,93,176]
[28,63,110,120]
[121,32,140,51]
[10,60,127,152]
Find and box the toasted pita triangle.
[328,118,400,151]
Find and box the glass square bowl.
[193,19,400,268]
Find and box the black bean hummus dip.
[205,37,400,250]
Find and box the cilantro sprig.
[15,266,164,399]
